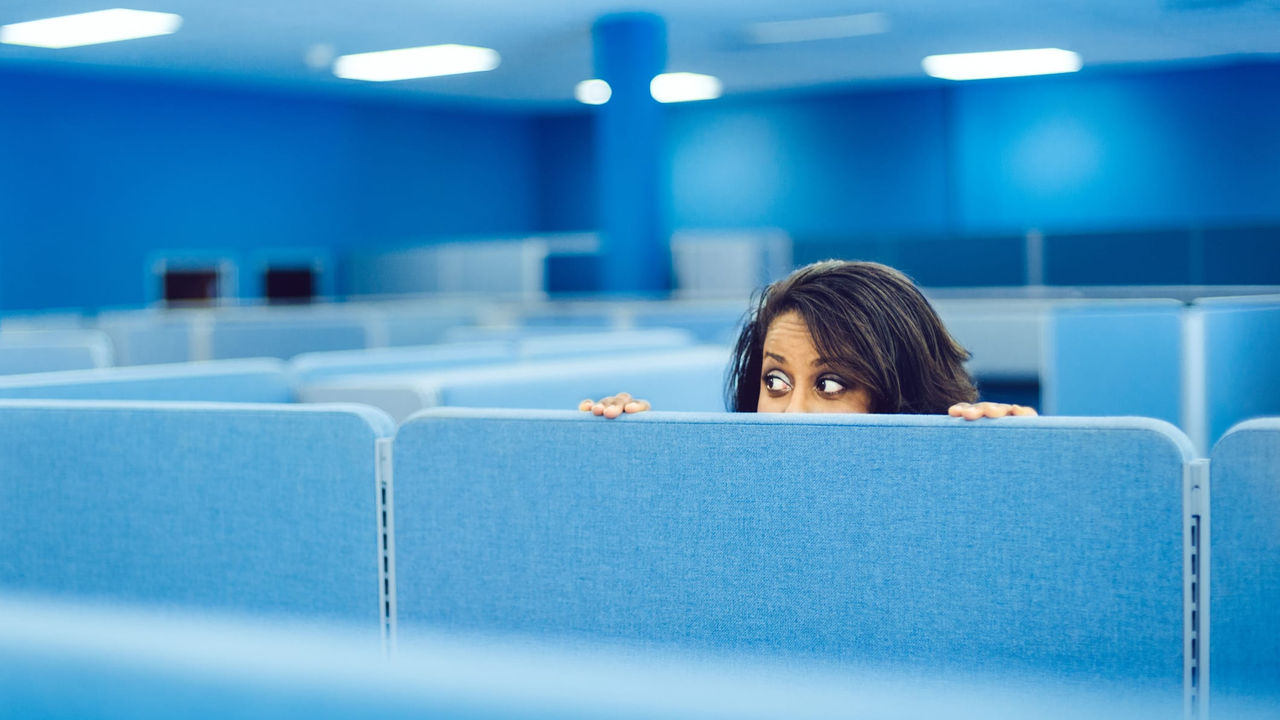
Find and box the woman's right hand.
[579,392,651,419]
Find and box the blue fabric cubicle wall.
[1210,419,1280,715]
[291,341,515,384]
[0,359,293,403]
[97,312,195,365]
[0,402,393,626]
[291,330,697,385]
[0,330,113,374]
[393,410,1193,705]
[1195,296,1280,447]
[210,314,375,360]
[301,348,729,422]
[1042,301,1185,424]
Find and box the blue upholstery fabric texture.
[393,410,1193,702]
[0,401,393,624]
[1209,418,1280,712]
[0,359,293,403]
[1197,298,1280,445]
[0,593,1185,720]
[1042,301,1184,423]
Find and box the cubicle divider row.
[2,401,1277,716]
[0,329,714,410]
[2,290,1278,448]
[1043,294,1280,452]
[89,298,750,366]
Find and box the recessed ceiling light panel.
[922,48,1082,81]
[650,72,722,103]
[575,79,612,105]
[0,9,182,49]
[333,44,500,82]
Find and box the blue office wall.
[0,67,540,311]
[538,61,1280,286]
[4,59,1280,309]
[666,87,953,238]
[533,112,596,233]
[953,62,1280,235]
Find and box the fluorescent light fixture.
[746,12,890,44]
[0,9,181,49]
[575,79,612,105]
[922,48,1081,81]
[333,44,500,82]
[650,72,722,103]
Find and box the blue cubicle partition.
[96,311,196,365]
[1041,300,1185,425]
[0,359,293,403]
[1210,419,1280,718]
[291,330,696,385]
[210,311,376,360]
[0,402,393,628]
[0,593,1175,720]
[0,330,114,374]
[1193,296,1280,449]
[300,347,729,422]
[291,341,514,384]
[392,410,1196,713]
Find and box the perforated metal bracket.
[376,437,397,655]
[1185,458,1210,720]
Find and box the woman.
[581,260,1036,420]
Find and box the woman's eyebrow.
[765,352,787,363]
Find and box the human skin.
[581,310,1037,420]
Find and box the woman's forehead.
[762,311,818,359]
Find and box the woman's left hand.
[948,402,1038,420]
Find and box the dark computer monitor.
[263,266,316,304]
[161,268,220,307]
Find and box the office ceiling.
[1,0,1278,105]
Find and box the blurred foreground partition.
[392,410,1197,714]
[0,593,1186,720]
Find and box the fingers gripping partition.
[392,410,1197,710]
[0,401,394,629]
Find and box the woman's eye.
[816,377,847,395]
[763,372,792,393]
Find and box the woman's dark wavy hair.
[726,260,978,413]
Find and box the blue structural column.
[592,13,672,294]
